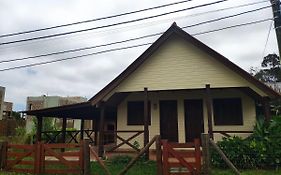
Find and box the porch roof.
[22,101,100,119]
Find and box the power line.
[183,5,271,28]
[0,5,271,64]
[262,20,274,58]
[0,0,268,50]
[0,18,273,72]
[0,0,195,38]
[192,18,272,36]
[0,0,230,46]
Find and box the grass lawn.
[212,169,281,175]
[0,163,280,175]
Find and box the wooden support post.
[61,117,67,143]
[93,119,98,146]
[36,117,42,142]
[83,140,91,175]
[156,136,163,175]
[98,105,105,157]
[262,97,271,123]
[80,119,85,140]
[201,133,210,175]
[210,139,240,175]
[143,87,149,160]
[0,141,8,169]
[205,84,214,139]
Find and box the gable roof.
[89,22,280,104]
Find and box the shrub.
[211,116,281,169]
[211,136,258,169]
[108,155,133,164]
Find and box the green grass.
[1,163,280,175]
[212,169,281,175]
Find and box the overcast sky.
[0,0,278,111]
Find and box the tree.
[251,54,281,82]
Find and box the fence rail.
[1,141,85,174]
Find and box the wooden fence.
[1,141,85,174]
[161,139,201,175]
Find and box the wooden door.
[184,99,204,142]
[160,100,178,142]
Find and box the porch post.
[80,119,85,140]
[98,104,105,157]
[93,119,98,146]
[262,97,271,122]
[61,117,67,143]
[205,84,214,139]
[144,87,149,159]
[36,116,42,142]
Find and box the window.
[213,98,243,125]
[127,101,151,125]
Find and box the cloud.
[0,0,278,111]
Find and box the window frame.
[127,101,151,125]
[213,98,243,126]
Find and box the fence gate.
[3,141,84,174]
[161,139,201,175]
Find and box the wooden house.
[25,23,280,155]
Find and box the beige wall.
[110,35,267,98]
[116,89,256,148]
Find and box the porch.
[23,85,272,157]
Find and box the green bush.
[211,116,281,169]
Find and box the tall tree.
[251,54,281,82]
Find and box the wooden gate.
[3,141,84,174]
[161,139,201,175]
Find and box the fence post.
[83,140,91,175]
[34,142,42,174]
[0,141,8,170]
[155,135,163,175]
[201,133,210,175]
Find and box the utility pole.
[270,0,281,58]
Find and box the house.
[0,86,5,120]
[2,102,13,119]
[24,23,280,155]
[25,95,90,133]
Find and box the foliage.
[108,155,133,164]
[11,111,21,120]
[211,136,258,169]
[211,116,281,169]
[250,54,281,82]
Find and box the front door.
[184,99,204,142]
[160,100,178,142]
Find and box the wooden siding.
[116,89,256,148]
[111,35,266,97]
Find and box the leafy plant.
[212,116,281,169]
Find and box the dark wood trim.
[36,117,42,142]
[262,97,271,122]
[143,87,149,159]
[205,84,214,139]
[61,118,67,143]
[98,105,105,157]
[80,119,84,140]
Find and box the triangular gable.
[89,23,279,104]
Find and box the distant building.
[0,87,5,120]
[26,95,89,133]
[3,102,13,119]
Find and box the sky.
[0,0,279,111]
